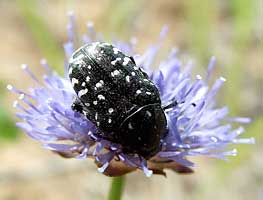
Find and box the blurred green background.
[0,0,262,199]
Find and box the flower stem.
[108,176,125,200]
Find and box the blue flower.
[8,12,254,177]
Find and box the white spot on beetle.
[81,82,86,86]
[96,82,103,88]
[71,78,79,86]
[123,57,130,66]
[143,79,149,82]
[88,65,92,69]
[95,112,98,120]
[128,123,133,129]
[113,48,119,54]
[131,72,136,76]
[78,88,88,97]
[68,67,73,74]
[93,101,98,105]
[111,57,122,65]
[146,91,152,95]
[96,122,100,126]
[108,108,114,113]
[108,118,112,123]
[146,111,152,117]
[85,103,90,107]
[111,70,120,77]
[136,90,142,94]
[133,66,139,70]
[86,76,90,82]
[125,76,130,83]
[98,94,105,100]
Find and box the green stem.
[108,176,125,200]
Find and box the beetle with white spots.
[68,42,169,159]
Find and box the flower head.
[8,12,254,177]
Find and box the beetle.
[68,42,169,159]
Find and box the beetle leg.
[71,97,85,113]
[162,100,178,110]
[129,56,136,64]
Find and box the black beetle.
[68,42,168,159]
